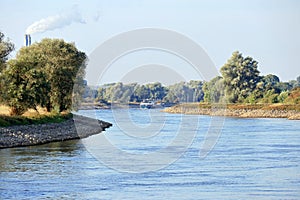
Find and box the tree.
[220,51,260,103]
[275,82,293,93]
[277,91,289,103]
[2,49,51,115]
[133,85,150,102]
[164,82,185,103]
[2,60,33,115]
[107,82,123,102]
[97,87,106,102]
[0,31,15,104]
[1,38,87,115]
[146,82,166,100]
[119,84,135,103]
[187,80,204,102]
[0,31,14,73]
[263,74,280,90]
[38,39,87,112]
[202,76,224,103]
[284,87,300,104]
[290,76,300,88]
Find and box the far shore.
[162,103,300,120]
[0,114,112,149]
[78,102,177,110]
[79,101,300,120]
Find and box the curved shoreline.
[0,114,112,149]
[163,104,300,120]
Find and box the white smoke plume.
[26,6,85,34]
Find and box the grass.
[0,105,73,127]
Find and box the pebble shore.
[0,114,112,149]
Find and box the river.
[1,108,300,199]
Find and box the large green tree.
[220,51,260,103]
[0,32,15,104]
[0,31,14,73]
[37,39,87,112]
[2,57,49,115]
[2,38,87,115]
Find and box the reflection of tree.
[0,139,81,173]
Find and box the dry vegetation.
[0,105,10,115]
[165,102,300,119]
[196,103,300,111]
[0,105,72,127]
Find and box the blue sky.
[1,0,300,84]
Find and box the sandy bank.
[163,104,300,120]
[0,114,112,149]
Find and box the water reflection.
[0,140,82,173]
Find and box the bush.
[284,87,300,104]
[277,91,289,103]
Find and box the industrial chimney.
[24,34,31,46]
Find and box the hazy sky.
[1,0,300,84]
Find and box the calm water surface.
[1,109,300,199]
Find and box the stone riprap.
[0,114,112,149]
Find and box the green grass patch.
[0,113,73,127]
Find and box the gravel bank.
[0,114,112,149]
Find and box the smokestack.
[24,34,31,46]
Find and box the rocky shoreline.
[163,105,300,120]
[0,114,112,149]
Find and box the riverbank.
[78,102,141,110]
[78,102,176,110]
[163,103,300,120]
[0,114,112,149]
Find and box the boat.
[140,100,154,109]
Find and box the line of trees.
[85,51,299,105]
[0,32,87,115]
[203,51,300,104]
[1,30,299,116]
[84,80,204,104]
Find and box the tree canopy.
[82,81,206,104]
[85,53,299,105]
[202,51,299,104]
[0,31,14,73]
[1,38,87,115]
[1,31,299,116]
[220,51,260,103]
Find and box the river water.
[1,109,300,199]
